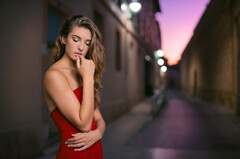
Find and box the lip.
[74,52,83,56]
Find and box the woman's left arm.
[65,107,106,151]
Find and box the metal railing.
[151,86,166,119]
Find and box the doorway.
[235,14,240,116]
[144,60,153,96]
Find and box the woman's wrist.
[94,129,102,140]
[82,76,94,83]
[82,77,94,88]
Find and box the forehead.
[70,26,92,39]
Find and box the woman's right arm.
[44,61,95,132]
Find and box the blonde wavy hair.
[52,15,106,108]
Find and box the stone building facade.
[181,0,240,116]
[0,0,161,158]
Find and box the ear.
[60,36,66,44]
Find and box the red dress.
[50,87,103,159]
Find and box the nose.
[78,42,84,51]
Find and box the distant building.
[166,62,180,89]
[0,0,161,158]
[181,0,240,116]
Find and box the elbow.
[81,126,91,133]
[71,117,93,132]
[78,122,92,132]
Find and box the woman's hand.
[76,55,95,79]
[65,108,105,151]
[65,130,100,151]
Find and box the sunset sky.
[156,0,210,65]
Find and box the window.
[94,11,104,34]
[47,5,64,47]
[46,5,65,66]
[115,30,121,71]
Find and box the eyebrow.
[72,35,91,42]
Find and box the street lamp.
[120,0,133,19]
[145,55,151,61]
[161,66,167,72]
[156,49,164,57]
[121,1,128,12]
[129,0,142,13]
[157,59,164,66]
[154,49,164,59]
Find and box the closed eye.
[85,42,91,46]
[85,39,91,46]
[72,35,91,45]
[73,38,79,42]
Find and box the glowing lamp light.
[129,0,142,13]
[145,55,151,61]
[121,2,128,12]
[156,50,164,57]
[161,66,167,72]
[157,59,164,66]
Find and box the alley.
[35,89,240,159]
[103,90,240,159]
[131,90,240,149]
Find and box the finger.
[76,56,80,68]
[66,140,80,145]
[74,145,88,152]
[67,143,84,148]
[65,137,79,144]
[66,138,84,144]
[71,132,85,137]
[70,133,86,141]
[78,54,85,63]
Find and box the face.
[62,26,92,60]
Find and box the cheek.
[83,46,89,52]
[84,47,89,55]
[67,41,77,49]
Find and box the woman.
[43,15,106,158]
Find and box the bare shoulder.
[44,68,64,83]
[43,66,69,92]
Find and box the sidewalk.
[102,98,153,159]
[35,97,154,159]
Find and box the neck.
[61,53,76,69]
[59,53,83,85]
